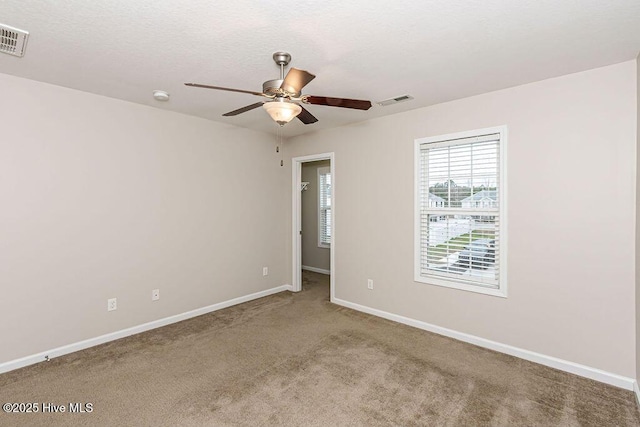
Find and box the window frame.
[318,166,331,248]
[414,126,508,298]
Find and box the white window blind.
[318,167,331,247]
[415,127,507,297]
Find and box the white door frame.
[292,152,335,301]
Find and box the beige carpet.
[1,271,639,426]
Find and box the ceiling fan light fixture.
[263,100,302,126]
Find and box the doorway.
[292,153,335,300]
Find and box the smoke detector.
[0,24,29,57]
[377,95,414,106]
[153,90,170,101]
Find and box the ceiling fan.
[185,52,372,126]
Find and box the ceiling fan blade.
[280,68,316,95]
[304,96,372,110]
[184,83,265,97]
[222,102,264,117]
[296,106,318,125]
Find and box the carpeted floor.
[1,271,639,426]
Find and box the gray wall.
[0,73,289,365]
[285,61,637,378]
[301,160,331,272]
[2,60,637,383]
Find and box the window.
[414,126,507,297]
[318,167,331,247]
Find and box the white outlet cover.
[152,289,160,301]
[263,267,268,276]
[107,298,117,311]
[367,279,374,290]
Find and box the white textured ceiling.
[1,0,639,137]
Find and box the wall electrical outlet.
[263,267,268,276]
[107,298,117,311]
[152,289,160,301]
[367,279,374,290]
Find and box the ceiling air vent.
[377,95,414,106]
[0,24,29,57]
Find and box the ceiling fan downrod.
[272,52,291,81]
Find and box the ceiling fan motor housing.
[263,79,285,96]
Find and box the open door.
[292,153,335,301]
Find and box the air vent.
[0,24,29,57]
[377,95,414,106]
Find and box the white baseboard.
[302,265,331,275]
[0,284,293,375]
[634,381,640,405]
[332,297,635,391]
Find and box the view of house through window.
[415,127,506,296]
[318,167,331,247]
